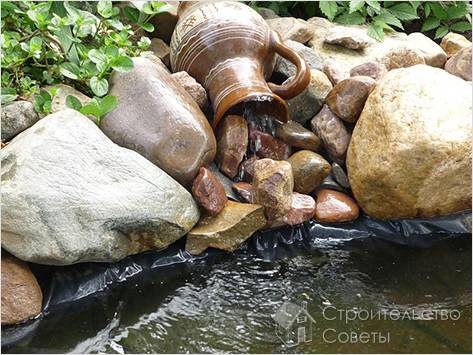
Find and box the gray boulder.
[1,109,200,265]
[1,101,39,142]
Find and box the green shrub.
[1,1,170,119]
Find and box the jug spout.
[207,57,289,129]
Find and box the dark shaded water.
[3,236,471,354]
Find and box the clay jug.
[170,1,310,129]
[101,57,216,186]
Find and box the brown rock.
[310,105,351,165]
[249,128,291,160]
[441,32,472,58]
[275,121,321,152]
[192,167,228,216]
[380,46,425,70]
[216,115,248,178]
[150,38,171,68]
[323,60,348,86]
[326,76,376,123]
[171,71,209,111]
[347,65,471,219]
[314,189,359,223]
[266,17,315,43]
[445,46,472,81]
[239,156,259,182]
[324,27,374,50]
[232,182,256,203]
[349,62,387,81]
[1,254,42,325]
[283,193,316,226]
[253,159,294,221]
[288,150,331,194]
[407,33,447,68]
[185,200,266,255]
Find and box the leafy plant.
[1,1,170,118]
[66,94,116,125]
[33,86,57,114]
[421,2,471,39]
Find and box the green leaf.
[366,0,381,12]
[97,1,113,18]
[434,26,449,39]
[140,22,154,32]
[123,6,140,23]
[349,0,365,14]
[424,3,431,18]
[409,1,421,12]
[79,99,101,118]
[66,95,82,110]
[90,76,109,97]
[367,20,385,41]
[1,94,18,105]
[335,12,366,25]
[138,36,151,49]
[319,1,339,21]
[29,37,42,51]
[110,56,134,72]
[88,49,107,65]
[430,3,448,21]
[421,17,440,32]
[446,4,468,20]
[59,62,81,80]
[98,95,117,116]
[389,3,419,21]
[105,45,119,58]
[450,21,472,32]
[376,9,404,29]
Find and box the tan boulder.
[1,254,42,325]
[347,65,472,219]
[441,32,472,58]
[266,17,315,43]
[185,201,266,255]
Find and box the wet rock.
[267,17,315,43]
[445,46,472,81]
[380,46,425,70]
[283,193,316,225]
[347,65,471,219]
[407,32,447,68]
[1,109,200,265]
[249,128,291,160]
[45,84,91,115]
[310,105,351,165]
[314,189,359,223]
[216,115,248,178]
[326,76,376,123]
[324,26,374,50]
[1,101,39,142]
[274,40,325,78]
[101,57,216,186]
[232,182,256,203]
[275,120,321,152]
[1,254,42,325]
[349,62,387,80]
[185,200,266,255]
[192,167,228,216]
[253,159,294,221]
[208,163,239,201]
[285,69,333,123]
[171,71,209,111]
[150,38,171,68]
[317,174,345,193]
[288,150,331,194]
[441,32,472,58]
[323,60,348,86]
[332,162,350,189]
[239,156,259,182]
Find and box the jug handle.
[267,31,311,99]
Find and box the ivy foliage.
[1,1,170,121]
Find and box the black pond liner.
[2,211,471,348]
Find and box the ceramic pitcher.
[170,1,310,129]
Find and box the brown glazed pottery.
[101,57,216,186]
[170,1,311,129]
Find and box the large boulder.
[1,110,200,265]
[347,65,472,219]
[1,254,42,325]
[101,57,216,186]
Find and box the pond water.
[3,236,471,354]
